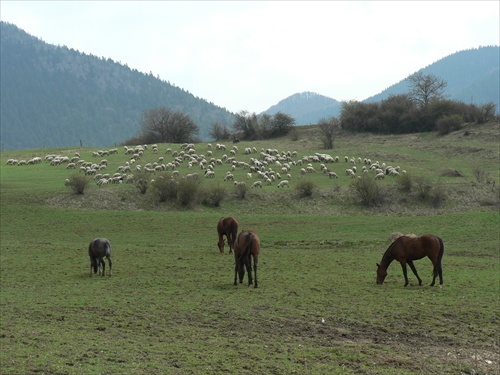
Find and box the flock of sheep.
[5,141,407,190]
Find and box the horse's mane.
[381,238,400,265]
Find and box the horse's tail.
[237,231,253,264]
[104,240,111,257]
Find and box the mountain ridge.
[0,22,236,150]
[1,21,498,150]
[265,46,499,124]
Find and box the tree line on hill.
[339,71,496,135]
[123,108,295,145]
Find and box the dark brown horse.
[217,216,238,254]
[89,238,112,277]
[233,230,260,288]
[376,234,443,287]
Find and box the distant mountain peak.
[262,91,341,125]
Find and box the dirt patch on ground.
[46,188,146,211]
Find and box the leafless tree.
[232,111,258,139]
[140,107,199,143]
[318,116,341,149]
[406,72,447,108]
[209,121,231,141]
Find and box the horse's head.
[376,263,387,284]
[217,238,225,253]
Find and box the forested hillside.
[364,46,500,109]
[0,22,235,150]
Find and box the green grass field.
[1,122,499,374]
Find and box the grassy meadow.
[0,122,499,374]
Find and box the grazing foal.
[89,238,112,277]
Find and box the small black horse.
[89,238,112,277]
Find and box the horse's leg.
[407,260,422,286]
[228,233,233,254]
[100,258,105,277]
[107,255,112,277]
[429,257,440,286]
[253,256,258,288]
[218,234,224,253]
[245,258,252,286]
[234,258,238,286]
[400,261,409,287]
[438,263,443,285]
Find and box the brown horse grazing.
[233,230,260,288]
[89,238,112,277]
[376,234,444,287]
[217,216,238,254]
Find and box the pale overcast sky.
[1,1,498,113]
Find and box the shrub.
[414,176,433,200]
[396,172,413,193]
[436,114,463,135]
[151,173,179,202]
[413,176,447,207]
[201,184,226,207]
[295,179,316,198]
[235,182,248,199]
[133,172,150,194]
[351,174,383,207]
[66,173,90,195]
[177,177,201,206]
[472,167,491,183]
[429,184,447,208]
[441,168,464,177]
[289,128,299,141]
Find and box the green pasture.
[1,123,499,374]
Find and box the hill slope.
[263,46,499,122]
[0,22,236,150]
[364,46,500,109]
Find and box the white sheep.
[328,171,339,179]
[346,169,355,178]
[234,181,246,189]
[375,172,385,180]
[251,181,263,188]
[277,180,290,188]
[204,170,215,178]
